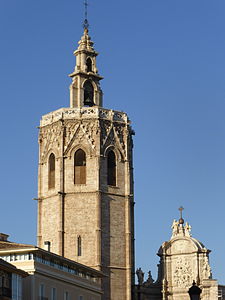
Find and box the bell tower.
[69,27,103,108]
[37,24,135,300]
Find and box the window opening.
[77,236,82,256]
[48,153,55,189]
[39,284,45,299]
[74,149,86,184]
[86,57,92,72]
[107,150,116,186]
[51,287,56,300]
[64,291,69,300]
[83,80,94,106]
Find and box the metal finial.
[83,0,89,29]
[178,206,184,224]
[179,206,184,219]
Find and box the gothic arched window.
[48,153,55,189]
[83,80,94,106]
[74,149,86,184]
[86,57,92,72]
[77,236,82,256]
[107,150,116,186]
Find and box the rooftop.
[0,258,28,277]
[0,240,103,279]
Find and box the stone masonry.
[37,28,135,300]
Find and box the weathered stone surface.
[37,27,135,300]
[134,219,218,300]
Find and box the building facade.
[37,28,135,300]
[134,217,221,300]
[0,237,103,300]
[0,233,27,300]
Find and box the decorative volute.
[69,28,103,108]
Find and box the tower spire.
[83,0,89,29]
[69,3,103,108]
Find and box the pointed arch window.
[83,80,94,106]
[77,236,82,256]
[107,150,116,186]
[74,149,86,184]
[48,153,55,189]
[86,57,92,72]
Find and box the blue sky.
[0,0,225,283]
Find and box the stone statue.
[171,219,179,237]
[146,270,154,284]
[184,222,191,237]
[136,267,144,285]
[203,259,212,279]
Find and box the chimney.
[0,233,9,241]
[44,241,51,252]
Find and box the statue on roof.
[171,219,179,237]
[136,268,144,285]
[184,222,192,237]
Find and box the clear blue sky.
[0,0,225,283]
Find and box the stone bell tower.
[37,27,135,300]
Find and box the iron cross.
[83,0,89,29]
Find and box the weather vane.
[83,0,90,29]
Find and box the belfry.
[37,24,135,300]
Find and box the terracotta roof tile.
[0,241,34,249]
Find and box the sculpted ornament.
[100,120,112,144]
[171,219,179,237]
[101,120,127,159]
[144,271,154,286]
[64,121,97,154]
[202,258,211,279]
[136,268,144,285]
[114,124,126,151]
[184,222,192,237]
[64,122,80,149]
[40,123,62,161]
[173,257,192,288]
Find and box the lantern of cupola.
[69,28,103,108]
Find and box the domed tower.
[157,209,218,300]
[134,209,219,300]
[37,25,135,300]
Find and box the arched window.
[74,149,86,184]
[86,57,92,72]
[77,236,82,256]
[107,150,116,186]
[48,153,55,189]
[83,80,94,106]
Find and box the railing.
[218,290,225,300]
[40,107,128,126]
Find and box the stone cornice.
[69,70,103,80]
[40,107,130,127]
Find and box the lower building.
[0,236,28,300]
[0,234,103,300]
[218,285,225,300]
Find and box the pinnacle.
[76,28,95,53]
